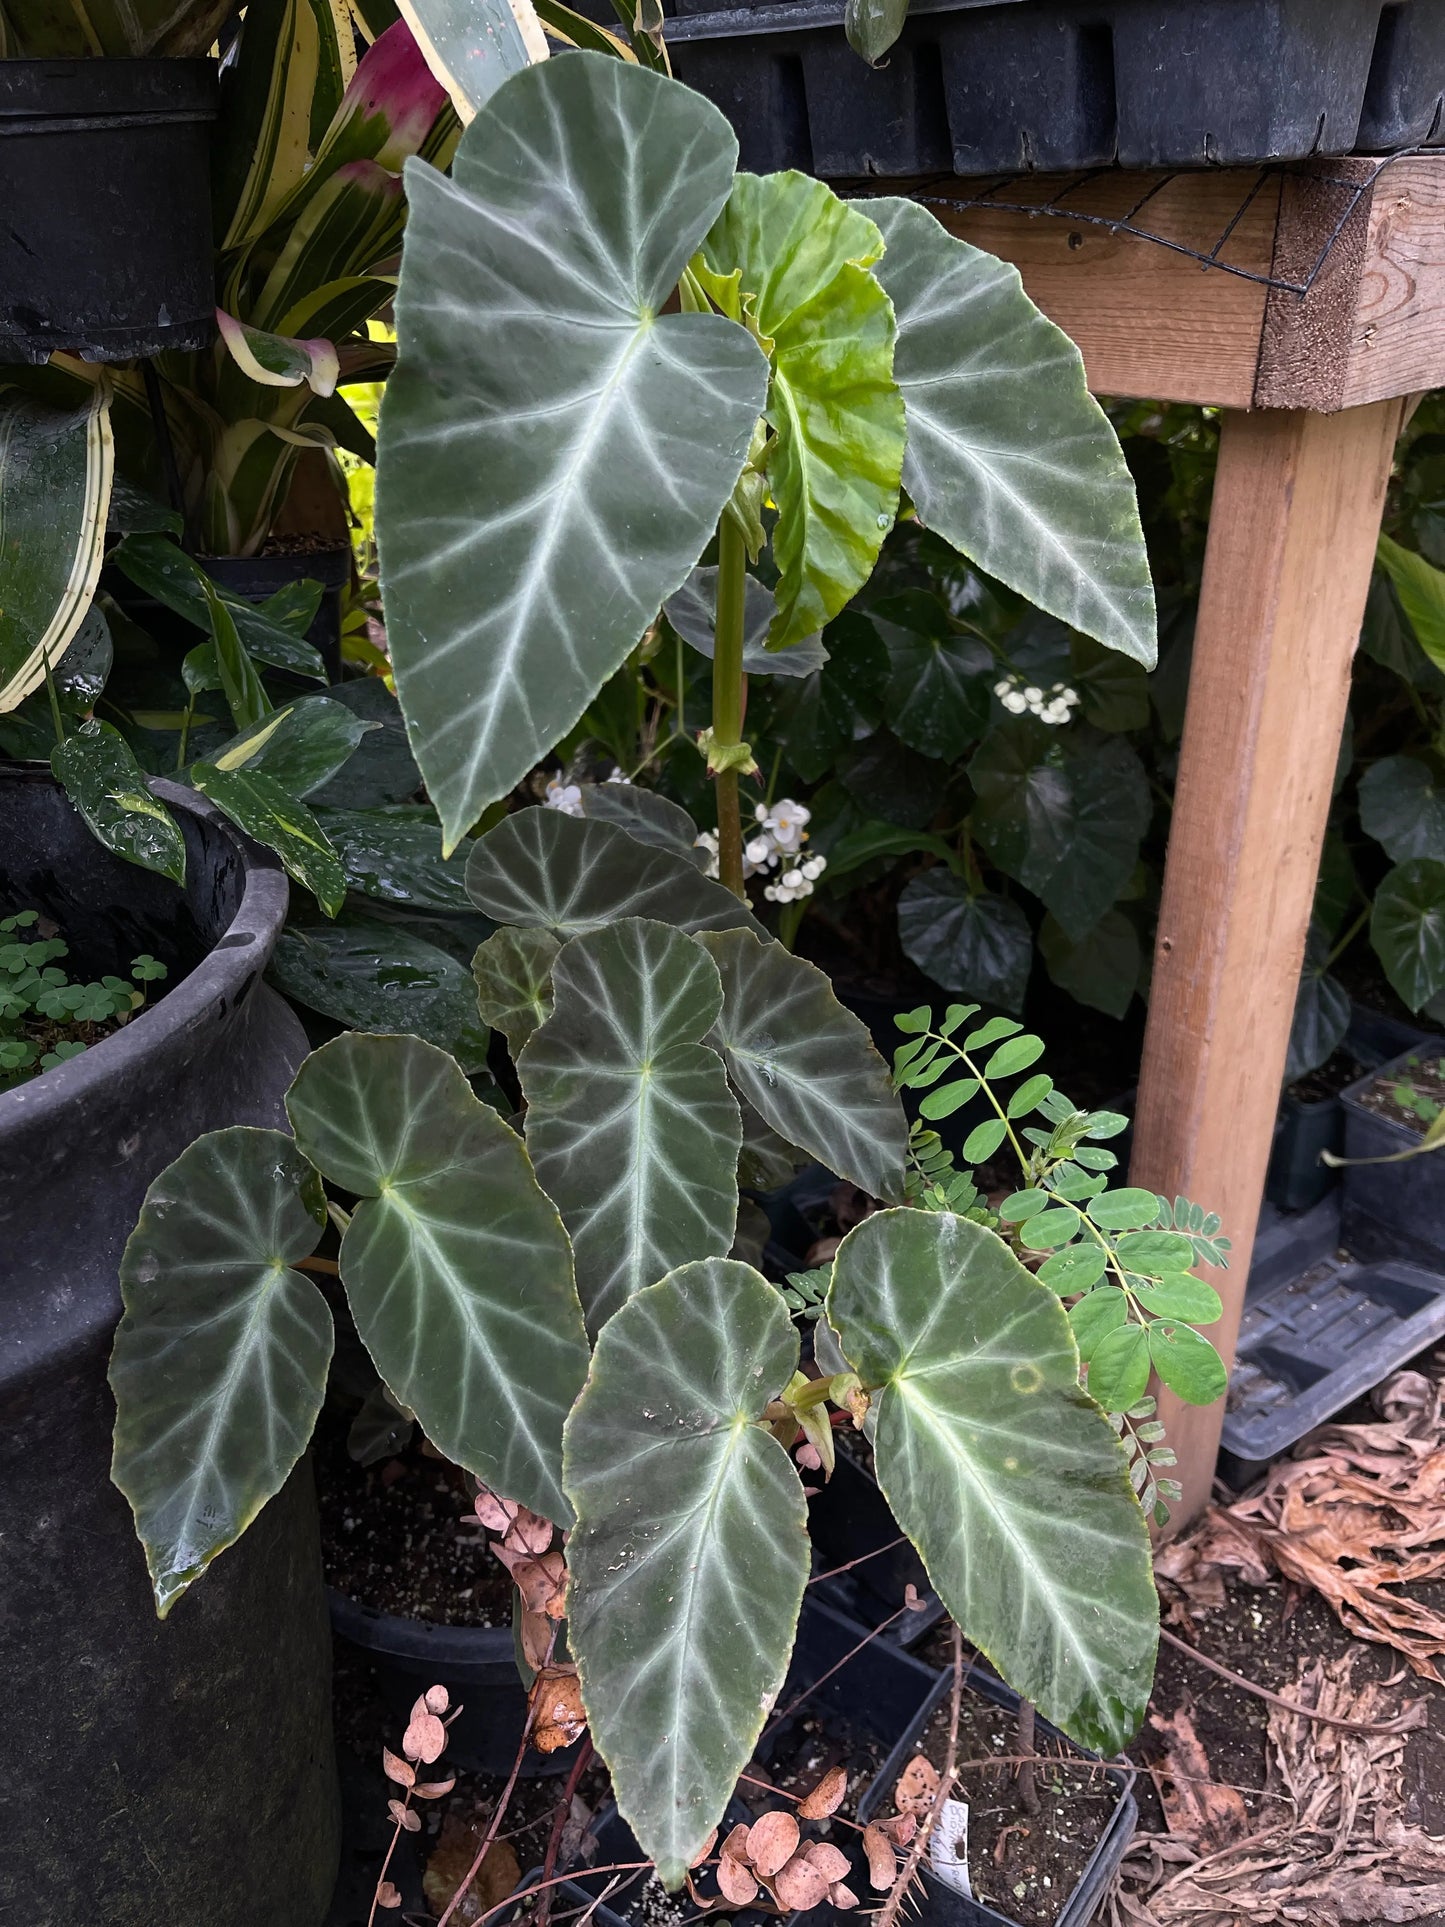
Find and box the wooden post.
[1129,398,1407,1528]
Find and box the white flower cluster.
[543,767,631,816]
[993,675,1081,727]
[695,799,827,904]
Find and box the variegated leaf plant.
[109,47,1196,1898]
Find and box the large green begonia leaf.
[898,872,1033,1015]
[701,173,904,654]
[519,919,741,1333]
[873,591,993,761]
[1359,754,1445,867]
[575,783,707,866]
[473,925,559,1057]
[465,807,761,940]
[109,1127,332,1615]
[376,54,770,848]
[563,1259,807,1886]
[1372,858,1445,1012]
[287,1032,588,1521]
[867,199,1157,667]
[664,568,828,678]
[697,928,907,1202]
[827,1209,1158,1754]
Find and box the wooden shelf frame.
[902,152,1445,1525]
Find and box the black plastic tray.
[655,0,1445,180]
[856,1661,1138,1927]
[1339,1040,1445,1269]
[809,1446,945,1645]
[1218,1192,1445,1487]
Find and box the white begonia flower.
[605,766,630,784]
[763,799,809,851]
[745,836,774,870]
[1002,689,1029,714]
[693,829,721,879]
[993,678,1014,700]
[1023,686,1043,703]
[801,854,827,881]
[544,778,583,816]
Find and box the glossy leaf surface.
[288,1032,588,1519]
[828,1210,1158,1753]
[664,568,827,678]
[698,928,907,1203]
[51,720,186,884]
[377,54,769,845]
[472,925,559,1056]
[898,872,1032,1015]
[465,808,761,939]
[110,1127,331,1614]
[312,804,470,910]
[209,694,371,798]
[191,763,346,916]
[564,1260,807,1884]
[868,199,1156,666]
[519,920,740,1332]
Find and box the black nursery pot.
[0,59,217,364]
[856,1664,1138,1927]
[808,1447,943,1643]
[1339,1041,1445,1267]
[328,1588,583,1778]
[0,768,339,1923]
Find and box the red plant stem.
[760,1605,909,1740]
[535,1736,595,1927]
[470,1862,656,1927]
[807,1535,910,1586]
[366,1789,412,1927]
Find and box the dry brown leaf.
[862,1822,898,1891]
[494,1543,568,1615]
[520,1605,554,1673]
[413,1777,457,1800]
[381,1746,414,1787]
[388,1797,422,1833]
[375,1879,402,1910]
[474,1489,517,1532]
[504,1506,554,1555]
[772,1852,831,1911]
[530,1666,587,1754]
[797,1764,848,1820]
[422,1816,522,1925]
[716,1854,759,1906]
[878,1813,917,1847]
[893,1753,940,1816]
[747,1809,801,1879]
[689,1828,718,1870]
[424,1684,450,1715]
[720,1823,753,1867]
[403,1703,447,1765]
[801,1842,851,1883]
[829,1882,860,1910]
[1147,1701,1250,1854]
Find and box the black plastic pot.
[856,1663,1137,1927]
[328,1586,582,1778]
[1218,1192,1445,1487]
[808,1447,943,1642]
[0,767,338,1924]
[1339,1040,1445,1267]
[0,59,217,364]
[657,0,1445,179]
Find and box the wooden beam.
[921,153,1445,410]
[1128,398,1406,1529]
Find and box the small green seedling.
[0,911,169,1091]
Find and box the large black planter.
[0,768,339,1924]
[0,59,217,364]
[656,0,1445,179]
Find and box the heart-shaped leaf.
[519,919,741,1333]
[191,762,347,916]
[269,907,491,1071]
[827,1209,1158,1754]
[866,199,1156,667]
[698,928,907,1203]
[563,1258,807,1886]
[701,173,904,654]
[288,1032,589,1521]
[873,592,993,761]
[576,783,707,866]
[969,725,1151,941]
[1039,909,1141,1021]
[109,1127,332,1615]
[208,694,372,798]
[664,569,827,678]
[377,54,770,847]
[1371,859,1445,1012]
[51,720,187,885]
[897,873,1032,1015]
[1359,754,1445,866]
[473,926,559,1057]
[464,807,761,940]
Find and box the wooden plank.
[928,170,1278,407]
[1128,399,1406,1530]
[1340,156,1445,408]
[1254,159,1379,410]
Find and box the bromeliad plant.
[107,47,1209,1894]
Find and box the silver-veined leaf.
[191,763,347,916]
[575,782,706,865]
[109,1127,332,1615]
[473,925,559,1056]
[519,919,741,1333]
[700,173,904,653]
[828,1210,1158,1753]
[51,720,187,885]
[867,198,1157,667]
[563,1259,807,1885]
[697,928,907,1203]
[464,807,762,939]
[377,54,770,848]
[287,1031,588,1520]
[0,384,113,713]
[664,567,828,678]
[396,0,545,122]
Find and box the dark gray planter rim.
[0,769,288,1133]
